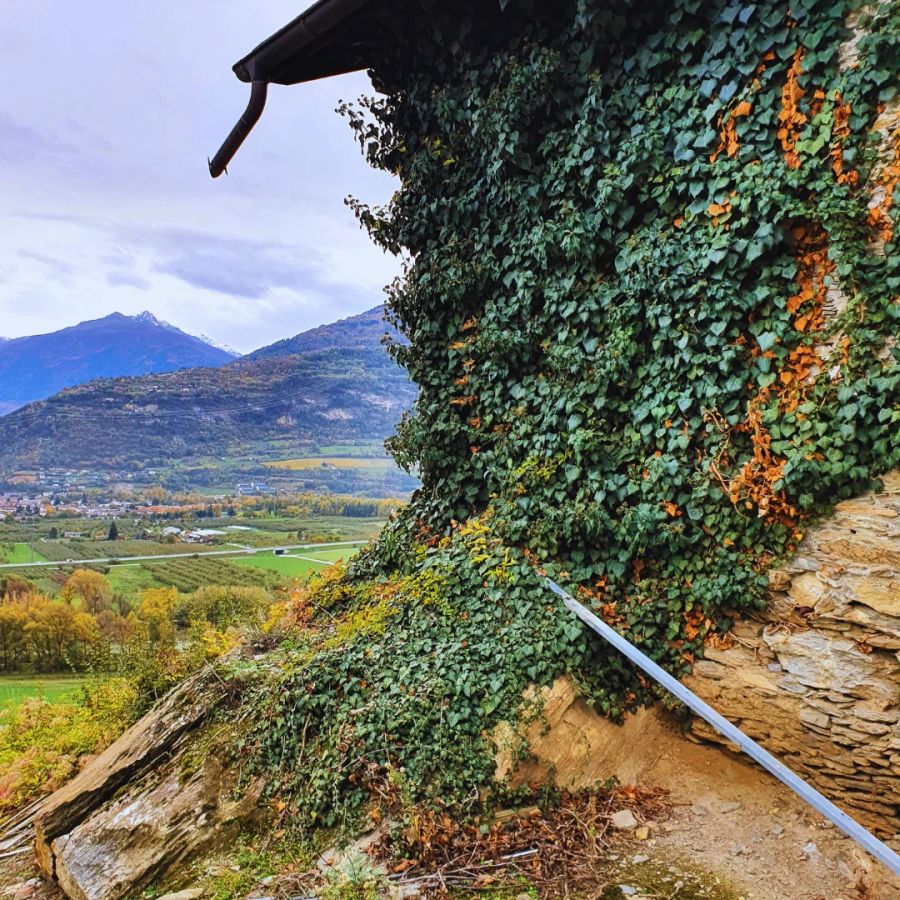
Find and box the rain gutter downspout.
[208,0,374,178]
[209,78,268,178]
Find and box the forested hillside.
[246,305,402,359]
[0,307,413,472]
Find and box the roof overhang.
[209,0,379,178]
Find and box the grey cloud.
[19,250,77,272]
[18,250,78,282]
[0,113,81,165]
[106,271,150,290]
[12,212,370,302]
[150,235,315,299]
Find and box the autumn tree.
[188,585,273,630]
[134,588,178,646]
[23,596,97,670]
[60,569,112,615]
[0,603,29,671]
[95,609,136,646]
[0,575,34,601]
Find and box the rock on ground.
[31,664,251,900]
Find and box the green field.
[233,545,361,579]
[0,676,84,712]
[0,543,48,564]
[264,457,395,471]
[105,564,165,597]
[297,547,362,563]
[233,555,326,578]
[316,443,386,456]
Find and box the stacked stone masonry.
[685,471,900,838]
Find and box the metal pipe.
[546,577,900,877]
[208,80,268,178]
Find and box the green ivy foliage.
[353,0,897,631]
[255,0,898,827]
[260,542,621,829]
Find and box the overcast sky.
[0,2,399,353]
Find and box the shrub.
[0,677,136,812]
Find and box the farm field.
[233,555,326,578]
[295,547,362,563]
[0,675,84,712]
[1,511,382,609]
[235,516,385,539]
[234,544,362,578]
[316,443,385,456]
[142,556,284,593]
[264,457,395,471]
[105,564,164,597]
[35,539,223,562]
[0,543,47,564]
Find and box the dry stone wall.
[497,473,899,840]
[685,471,899,838]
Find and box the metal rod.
[546,578,900,876]
[209,80,268,178]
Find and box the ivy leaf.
[756,332,777,352]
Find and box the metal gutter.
[208,80,268,178]
[232,0,373,85]
[209,0,376,178]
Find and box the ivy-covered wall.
[354,0,898,680]
[258,0,898,827]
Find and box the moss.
[177,721,238,782]
[599,856,747,900]
[323,592,402,650]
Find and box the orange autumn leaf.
[710,102,752,162]
[778,49,806,169]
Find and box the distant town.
[0,470,282,525]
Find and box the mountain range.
[0,312,237,415]
[0,307,414,475]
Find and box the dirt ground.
[2,732,898,899]
[631,735,900,900]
